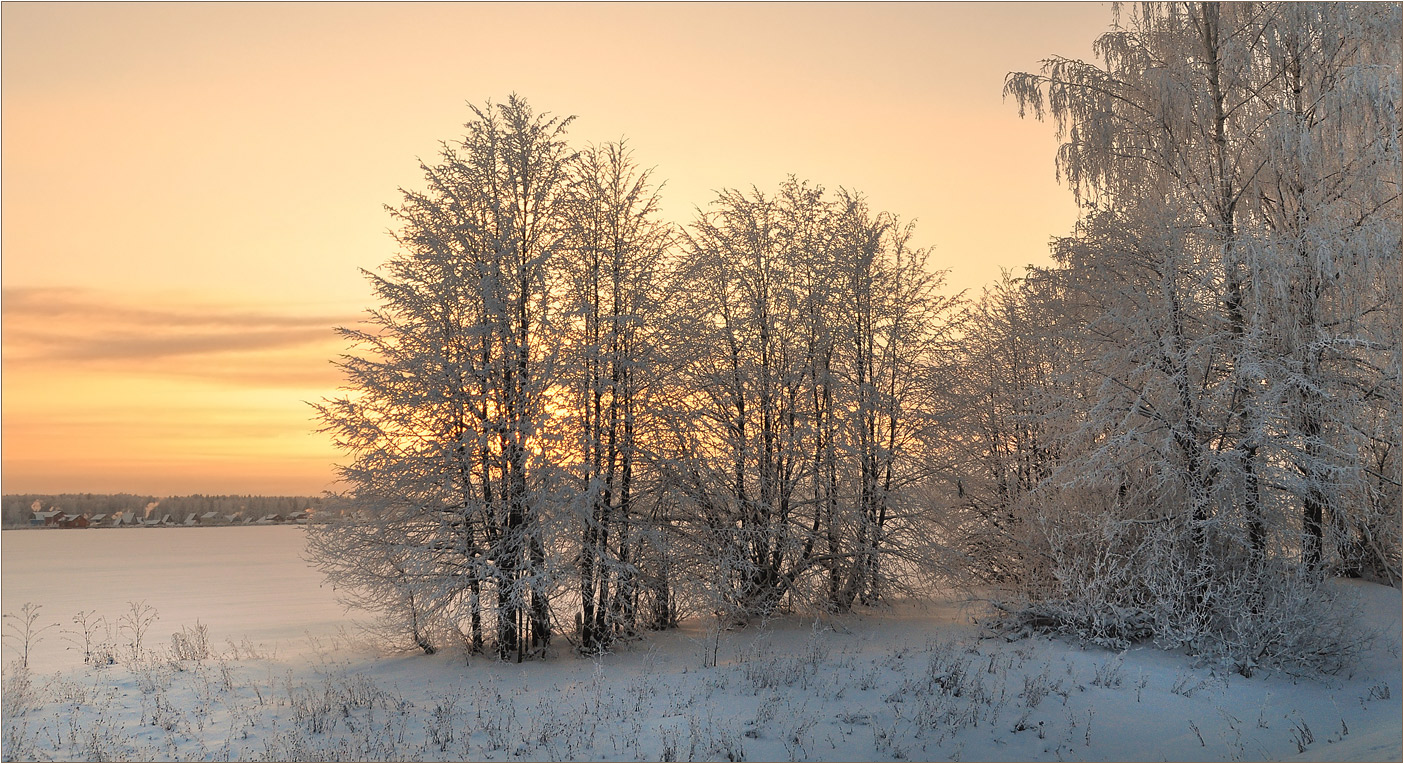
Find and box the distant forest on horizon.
[1,493,328,528]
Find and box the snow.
[2,526,1399,761]
[1,526,353,674]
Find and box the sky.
[2,2,1110,497]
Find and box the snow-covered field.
[2,526,353,676]
[2,527,1399,762]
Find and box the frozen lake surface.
[2,526,355,674]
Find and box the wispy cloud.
[2,287,359,385]
[12,326,335,362]
[3,287,354,329]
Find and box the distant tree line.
[1,494,329,528]
[312,2,1399,674]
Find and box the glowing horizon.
[2,2,1109,496]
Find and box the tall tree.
[562,141,672,652]
[992,2,1400,671]
[1247,2,1402,573]
[311,96,575,661]
[659,179,958,620]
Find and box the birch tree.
[945,271,1076,587]
[993,1,1400,671]
[1247,2,1402,575]
[660,179,959,620]
[312,96,575,661]
[562,141,673,652]
[664,181,820,618]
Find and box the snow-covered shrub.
[132,660,173,696]
[1089,653,1125,688]
[0,661,36,722]
[685,707,745,762]
[742,653,811,692]
[117,601,158,665]
[989,478,1369,675]
[1193,565,1366,676]
[1,604,54,670]
[1020,666,1060,709]
[59,610,111,668]
[170,622,211,662]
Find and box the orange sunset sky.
[3,2,1109,496]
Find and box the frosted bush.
[170,622,211,662]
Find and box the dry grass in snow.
[2,527,1399,762]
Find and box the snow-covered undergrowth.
[2,528,1399,762]
[4,589,1399,762]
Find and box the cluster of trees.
[948,2,1399,673]
[155,495,325,521]
[309,97,960,660]
[658,181,961,627]
[313,3,1400,671]
[1,494,326,527]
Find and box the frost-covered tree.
[659,181,826,619]
[560,141,674,652]
[311,96,575,661]
[1246,2,1402,577]
[658,179,959,621]
[1006,2,1279,560]
[311,99,967,657]
[943,271,1078,587]
[828,193,961,610]
[982,1,1401,673]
